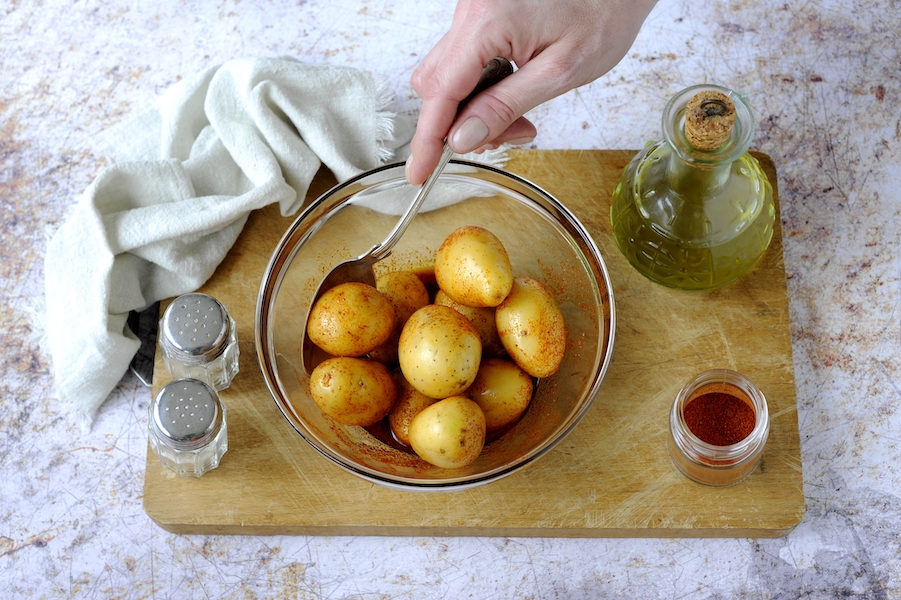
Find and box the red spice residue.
[683,392,755,446]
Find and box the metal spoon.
[302,57,514,375]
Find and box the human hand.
[406,0,658,185]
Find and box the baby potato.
[376,271,430,322]
[307,282,395,357]
[310,357,397,426]
[388,372,436,447]
[434,290,505,358]
[496,276,567,378]
[434,225,513,308]
[398,304,482,399]
[408,396,486,468]
[466,358,534,432]
[369,271,431,365]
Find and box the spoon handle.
[372,142,453,261]
[372,58,514,261]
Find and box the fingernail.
[405,154,415,181]
[505,136,535,146]
[450,117,489,153]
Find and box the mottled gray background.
[2,0,898,598]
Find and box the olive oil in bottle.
[610,84,775,290]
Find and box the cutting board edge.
[144,519,806,539]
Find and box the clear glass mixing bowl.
[255,160,615,490]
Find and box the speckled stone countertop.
[2,1,899,598]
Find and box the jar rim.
[662,84,757,168]
[670,368,770,465]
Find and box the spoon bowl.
[300,143,453,374]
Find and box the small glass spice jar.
[668,369,769,486]
[148,378,228,477]
[159,292,239,390]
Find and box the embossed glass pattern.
[610,84,775,290]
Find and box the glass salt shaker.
[160,292,239,390]
[148,378,228,477]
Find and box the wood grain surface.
[143,149,804,538]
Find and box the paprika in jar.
[668,369,769,486]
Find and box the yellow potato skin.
[434,289,506,358]
[398,304,482,399]
[388,373,436,447]
[369,271,430,365]
[309,357,397,426]
[376,271,430,322]
[496,277,567,378]
[466,358,533,432]
[434,225,513,308]
[408,396,486,468]
[307,282,395,357]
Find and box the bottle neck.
[666,152,732,199]
[659,85,756,200]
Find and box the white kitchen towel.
[42,57,421,425]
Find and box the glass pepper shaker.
[148,378,228,477]
[610,84,776,290]
[159,292,239,390]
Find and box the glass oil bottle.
[610,84,775,290]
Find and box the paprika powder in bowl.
[668,369,770,486]
[255,160,616,491]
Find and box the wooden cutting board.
[143,150,804,537]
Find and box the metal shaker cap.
[160,293,231,364]
[151,378,223,451]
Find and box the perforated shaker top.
[151,378,222,451]
[160,293,231,363]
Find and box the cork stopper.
[684,91,736,151]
